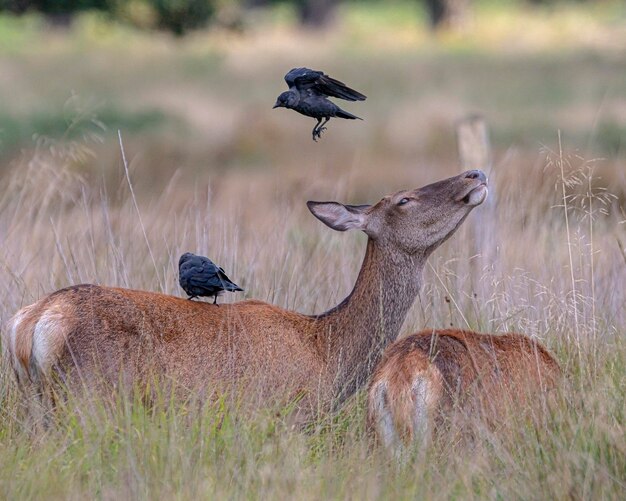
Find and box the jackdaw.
[273,67,366,141]
[179,252,243,304]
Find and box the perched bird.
[273,67,366,141]
[178,252,243,305]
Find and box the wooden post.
[456,115,494,321]
[457,114,491,171]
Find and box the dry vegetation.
[1,2,625,499]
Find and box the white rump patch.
[32,308,67,375]
[4,309,28,378]
[370,380,400,451]
[411,376,431,446]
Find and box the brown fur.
[4,171,488,421]
[368,329,561,451]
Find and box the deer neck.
[315,238,424,405]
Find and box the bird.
[273,67,366,141]
[178,252,243,305]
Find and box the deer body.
[368,329,561,454]
[4,171,488,419]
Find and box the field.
[0,1,625,499]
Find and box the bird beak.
[272,101,281,109]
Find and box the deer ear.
[307,201,370,232]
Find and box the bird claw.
[312,127,326,141]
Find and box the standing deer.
[3,170,488,420]
[368,329,561,455]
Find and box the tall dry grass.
[0,119,624,497]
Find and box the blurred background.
[0,0,624,195]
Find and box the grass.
[0,349,624,499]
[0,116,624,499]
[0,2,625,499]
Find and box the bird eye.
[397,197,410,206]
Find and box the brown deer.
[3,171,488,420]
[368,329,561,455]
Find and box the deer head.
[307,170,488,258]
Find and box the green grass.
[1,342,624,499]
[0,106,168,156]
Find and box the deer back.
[6,284,327,406]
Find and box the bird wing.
[180,263,208,283]
[285,67,366,102]
[186,273,218,289]
[284,67,323,89]
[184,264,220,290]
[180,256,214,281]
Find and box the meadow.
[0,1,625,499]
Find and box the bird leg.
[312,118,323,141]
[316,117,330,138]
[213,296,219,306]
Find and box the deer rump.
[368,329,561,451]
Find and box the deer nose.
[464,170,487,184]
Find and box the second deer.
[368,329,561,456]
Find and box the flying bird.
[273,67,366,141]
[178,252,243,305]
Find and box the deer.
[368,329,561,456]
[3,170,488,422]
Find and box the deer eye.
[397,197,410,206]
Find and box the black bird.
[178,252,243,305]
[273,67,366,141]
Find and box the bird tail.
[225,283,244,292]
[335,109,362,120]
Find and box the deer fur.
[3,171,488,420]
[368,329,561,454]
